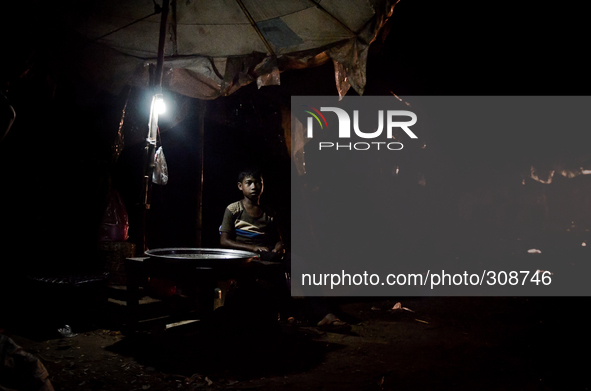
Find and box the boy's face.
[238,175,263,200]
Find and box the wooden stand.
[124,257,216,331]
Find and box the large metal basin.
[144,247,258,269]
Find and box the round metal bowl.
[144,247,258,268]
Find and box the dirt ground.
[5,295,591,391]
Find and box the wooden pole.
[196,104,205,247]
[138,0,170,255]
[154,0,170,90]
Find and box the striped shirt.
[220,201,278,247]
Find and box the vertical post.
[196,109,205,247]
[138,0,170,255]
[155,0,170,90]
[139,96,159,254]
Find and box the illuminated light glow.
[154,94,166,114]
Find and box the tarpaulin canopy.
[60,0,398,99]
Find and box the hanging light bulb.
[147,93,165,144]
[154,93,166,114]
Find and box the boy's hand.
[252,246,269,253]
[272,242,285,254]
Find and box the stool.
[124,257,217,331]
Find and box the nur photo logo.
[297,97,419,151]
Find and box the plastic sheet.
[291,116,308,176]
[110,97,127,164]
[57,325,78,338]
[99,190,129,241]
[332,59,351,100]
[152,146,169,185]
[257,67,281,89]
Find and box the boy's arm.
[220,232,269,253]
[270,209,285,254]
[271,224,284,253]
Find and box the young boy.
[219,168,285,260]
[218,168,291,323]
[220,169,348,330]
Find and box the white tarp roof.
[59,0,398,99]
